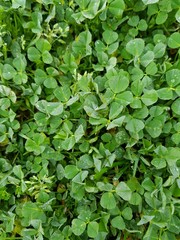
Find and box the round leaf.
[100,192,116,209]
[27,47,41,62]
[141,90,158,106]
[168,32,180,49]
[125,118,144,133]
[72,219,86,236]
[126,38,145,56]
[111,216,125,230]
[116,182,132,201]
[87,221,99,238]
[103,30,118,45]
[172,98,180,115]
[2,64,17,80]
[108,74,129,93]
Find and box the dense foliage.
[0,0,180,239]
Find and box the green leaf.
[42,51,53,64]
[108,72,129,93]
[35,100,63,116]
[168,32,180,49]
[157,88,173,100]
[103,30,118,45]
[64,165,79,179]
[143,224,159,240]
[116,91,133,106]
[145,118,163,138]
[21,202,46,225]
[108,0,125,18]
[141,90,158,106]
[87,221,99,238]
[27,47,41,62]
[61,136,76,150]
[111,216,125,230]
[12,0,26,8]
[2,64,17,80]
[0,85,16,103]
[109,102,123,120]
[13,55,27,71]
[156,11,168,25]
[126,38,145,56]
[72,219,86,236]
[100,192,116,209]
[172,98,180,115]
[166,69,180,87]
[142,0,159,4]
[107,116,125,130]
[122,207,133,220]
[116,182,132,201]
[36,38,51,52]
[75,0,90,9]
[175,8,180,23]
[153,43,166,58]
[74,125,84,142]
[125,118,144,133]
[129,192,142,205]
[82,0,101,19]
[54,86,71,102]
[151,158,166,169]
[140,51,154,67]
[137,216,155,226]
[77,154,93,169]
[72,30,92,58]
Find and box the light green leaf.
[87,221,99,238]
[42,51,53,64]
[61,136,76,150]
[108,73,129,93]
[36,38,51,52]
[116,182,132,201]
[125,118,144,133]
[74,125,84,142]
[153,42,166,58]
[172,99,180,115]
[141,90,158,106]
[12,0,26,8]
[13,55,27,72]
[145,118,162,138]
[111,216,125,230]
[35,100,63,116]
[109,102,123,120]
[100,192,116,209]
[151,158,166,169]
[166,69,180,87]
[82,0,100,19]
[108,0,125,18]
[168,32,180,49]
[140,51,154,67]
[175,8,180,23]
[27,47,41,62]
[2,64,17,80]
[116,91,133,106]
[107,116,125,130]
[129,192,142,205]
[64,165,79,179]
[122,207,133,220]
[126,38,145,56]
[72,219,86,236]
[72,30,92,58]
[137,215,155,225]
[142,0,159,4]
[157,88,173,100]
[103,30,118,45]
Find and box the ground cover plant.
[0,0,180,239]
